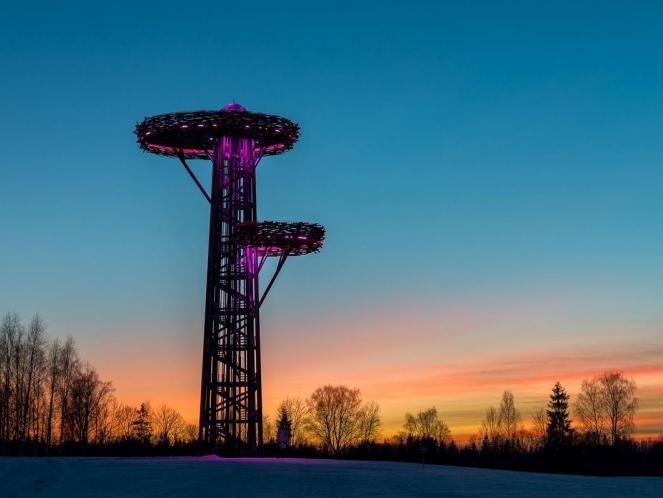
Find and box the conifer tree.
[276,404,292,432]
[132,403,152,444]
[546,382,572,448]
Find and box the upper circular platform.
[237,221,325,257]
[135,103,299,159]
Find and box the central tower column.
[199,134,262,452]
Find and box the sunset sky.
[1,1,662,440]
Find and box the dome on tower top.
[221,102,247,112]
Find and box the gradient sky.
[1,1,662,439]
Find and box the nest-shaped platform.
[135,108,299,159]
[237,221,325,257]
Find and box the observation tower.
[135,103,324,453]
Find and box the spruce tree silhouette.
[276,405,292,434]
[132,403,152,446]
[546,382,573,449]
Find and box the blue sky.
[1,1,662,430]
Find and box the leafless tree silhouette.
[357,401,381,443]
[153,404,185,445]
[498,391,521,442]
[404,407,451,443]
[306,385,362,455]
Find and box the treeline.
[4,311,663,474]
[475,375,638,450]
[265,377,663,475]
[0,313,196,455]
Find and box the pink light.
[297,236,307,240]
[221,102,247,113]
[245,247,255,274]
[146,143,206,156]
[261,143,285,153]
[257,246,282,255]
[181,125,189,129]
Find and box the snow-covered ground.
[1,456,662,497]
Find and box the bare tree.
[69,363,113,444]
[600,371,638,445]
[575,378,608,444]
[11,314,25,441]
[91,395,117,445]
[277,397,308,446]
[20,315,46,441]
[306,385,362,455]
[1,313,47,445]
[480,406,502,443]
[498,391,521,441]
[153,404,185,445]
[356,401,381,443]
[531,408,547,447]
[57,336,78,445]
[263,415,275,443]
[0,313,20,443]
[44,338,61,449]
[112,403,137,441]
[404,407,451,443]
[182,423,198,443]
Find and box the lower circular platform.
[237,221,325,256]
